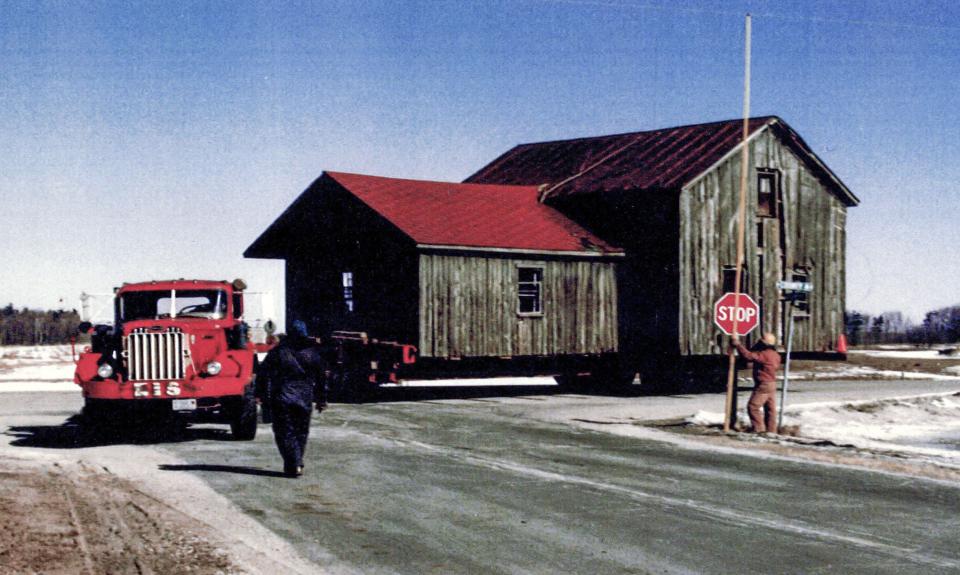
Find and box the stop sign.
[714,292,760,336]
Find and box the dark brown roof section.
[466,116,859,207]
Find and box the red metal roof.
[325,172,622,254]
[466,116,858,206]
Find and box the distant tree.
[879,311,907,336]
[947,307,960,343]
[845,310,866,346]
[923,312,938,345]
[908,306,960,345]
[870,316,885,344]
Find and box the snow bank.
[0,344,77,365]
[688,393,960,465]
[791,364,958,381]
[0,345,77,392]
[794,394,960,460]
[848,348,955,360]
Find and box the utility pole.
[724,13,752,433]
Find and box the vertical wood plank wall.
[418,253,619,358]
[679,129,847,355]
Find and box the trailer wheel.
[230,381,258,440]
[590,361,637,395]
[332,365,375,403]
[341,377,369,404]
[80,399,123,443]
[554,372,585,392]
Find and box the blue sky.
[1,0,957,324]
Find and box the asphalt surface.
[4,383,960,574]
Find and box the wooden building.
[245,172,623,364]
[467,116,859,383]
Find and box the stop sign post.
[714,292,760,337]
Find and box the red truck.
[74,279,268,439]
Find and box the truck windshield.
[119,289,227,321]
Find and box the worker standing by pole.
[731,332,781,434]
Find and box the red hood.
[121,319,233,367]
[121,318,237,333]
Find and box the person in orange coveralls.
[731,332,782,434]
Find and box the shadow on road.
[6,415,234,449]
[342,381,660,404]
[157,463,287,478]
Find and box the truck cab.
[74,279,261,439]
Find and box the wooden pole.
[724,13,751,433]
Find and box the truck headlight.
[206,361,222,376]
[97,363,114,379]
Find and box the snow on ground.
[0,344,77,392]
[0,344,76,365]
[689,392,960,467]
[788,365,958,381]
[848,348,957,360]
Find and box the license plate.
[172,398,197,411]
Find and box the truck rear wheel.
[590,360,638,394]
[80,399,109,443]
[230,381,258,440]
[80,399,136,443]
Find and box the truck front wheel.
[230,381,258,440]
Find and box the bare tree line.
[0,304,83,346]
[846,305,960,346]
[2,300,958,348]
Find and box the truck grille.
[125,328,187,381]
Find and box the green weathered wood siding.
[418,253,619,358]
[679,128,847,355]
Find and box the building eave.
[415,243,625,259]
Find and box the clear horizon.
[2,0,958,325]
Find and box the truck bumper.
[82,396,246,424]
[80,376,251,401]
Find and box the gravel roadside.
[0,397,326,575]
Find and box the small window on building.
[722,265,748,294]
[342,271,354,313]
[757,170,780,218]
[518,267,543,315]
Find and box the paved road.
[4,383,960,574]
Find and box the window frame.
[721,265,749,295]
[756,168,781,219]
[516,265,544,317]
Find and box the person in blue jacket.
[256,320,328,477]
